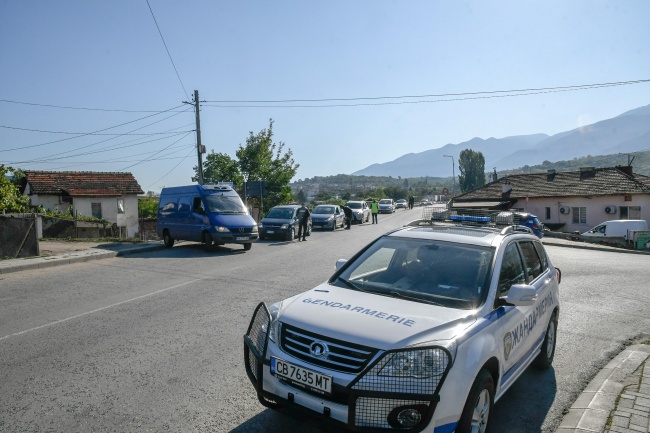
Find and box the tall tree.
[236,120,299,210]
[0,165,29,212]
[458,149,486,193]
[199,151,243,187]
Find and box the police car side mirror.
[335,259,347,270]
[505,284,538,306]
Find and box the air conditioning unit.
[559,206,571,214]
[604,205,617,214]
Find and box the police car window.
[533,241,548,271]
[519,241,543,282]
[348,247,396,281]
[498,243,526,295]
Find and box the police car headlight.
[265,302,281,343]
[215,226,230,233]
[378,348,450,379]
[280,224,288,230]
[251,225,258,233]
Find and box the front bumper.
[312,219,335,229]
[243,303,452,432]
[211,231,258,244]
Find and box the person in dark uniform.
[408,195,415,210]
[341,205,353,230]
[296,203,311,241]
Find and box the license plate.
[236,236,249,241]
[266,230,274,234]
[271,357,332,395]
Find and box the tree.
[458,149,486,193]
[199,151,243,187]
[236,119,299,210]
[0,165,29,212]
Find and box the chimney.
[547,169,556,181]
[579,167,596,180]
[492,169,498,183]
[616,165,633,176]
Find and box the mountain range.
[352,104,650,177]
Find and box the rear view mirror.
[335,259,348,270]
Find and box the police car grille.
[280,324,378,373]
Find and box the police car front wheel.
[534,311,558,370]
[457,369,494,433]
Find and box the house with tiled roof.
[451,166,650,233]
[20,171,144,238]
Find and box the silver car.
[310,204,345,230]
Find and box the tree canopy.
[458,149,486,193]
[0,165,29,212]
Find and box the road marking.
[0,277,209,342]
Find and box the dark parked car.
[311,204,345,230]
[258,205,311,241]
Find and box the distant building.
[21,171,144,237]
[451,166,650,233]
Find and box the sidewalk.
[0,240,165,275]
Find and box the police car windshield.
[331,236,494,309]
[204,194,247,214]
[313,206,334,214]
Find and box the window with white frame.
[91,203,102,219]
[619,206,641,219]
[117,198,125,214]
[571,207,586,224]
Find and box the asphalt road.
[1,209,649,433]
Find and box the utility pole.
[444,155,456,196]
[184,90,205,184]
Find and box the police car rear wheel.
[457,369,494,433]
[534,311,558,369]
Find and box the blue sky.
[1,0,648,193]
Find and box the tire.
[534,311,558,369]
[358,215,363,225]
[202,232,213,251]
[243,243,252,251]
[163,231,174,248]
[456,369,495,433]
[331,219,336,231]
[286,228,294,241]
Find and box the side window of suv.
[519,241,543,282]
[533,241,548,271]
[498,242,526,296]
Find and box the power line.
[202,79,649,107]
[0,105,186,153]
[145,147,196,190]
[0,99,187,112]
[0,125,192,136]
[120,131,194,170]
[146,0,188,100]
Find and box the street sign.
[244,181,268,197]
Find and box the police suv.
[244,214,561,433]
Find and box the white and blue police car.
[244,215,561,433]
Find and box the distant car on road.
[344,201,370,224]
[497,211,544,238]
[378,198,395,213]
[395,199,407,209]
[258,205,311,241]
[310,204,345,231]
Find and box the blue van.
[156,184,258,251]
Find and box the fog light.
[397,409,422,427]
[387,405,427,429]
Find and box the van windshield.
[204,194,247,214]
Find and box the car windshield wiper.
[337,276,366,292]
[389,290,444,306]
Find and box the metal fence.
[0,214,39,259]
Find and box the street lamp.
[443,155,455,196]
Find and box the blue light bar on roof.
[450,214,491,223]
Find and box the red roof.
[23,171,143,196]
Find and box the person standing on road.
[371,199,379,224]
[342,205,353,230]
[408,195,414,210]
[297,203,311,241]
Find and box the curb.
[542,239,650,256]
[0,243,165,275]
[556,344,650,433]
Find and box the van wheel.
[163,231,174,248]
[534,311,558,369]
[202,232,213,251]
[457,369,494,433]
[286,228,294,241]
[243,243,252,251]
